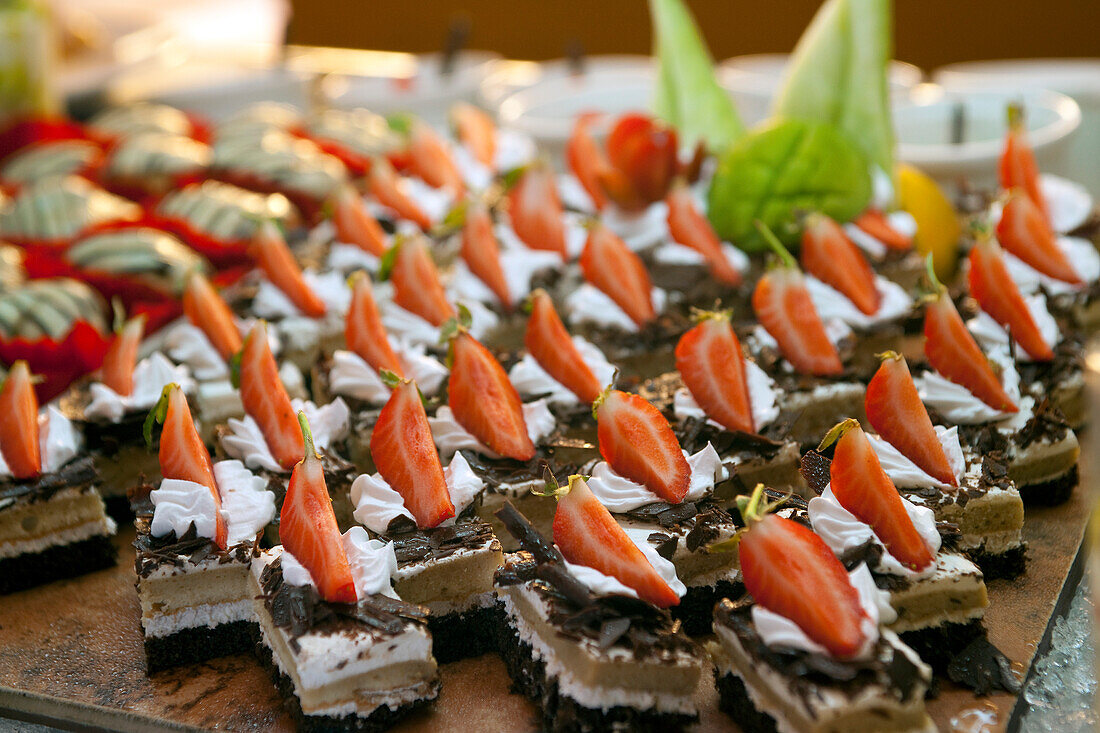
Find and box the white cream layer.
[584,443,727,512]
[672,359,780,431]
[219,398,350,473]
[429,399,555,459]
[350,452,484,533]
[508,336,616,406]
[85,352,194,423]
[328,347,447,405]
[752,563,896,662]
[0,406,82,478]
[808,484,941,579]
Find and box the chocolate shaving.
[1016,397,1070,449]
[946,634,1021,695]
[648,532,678,561]
[389,521,496,566]
[715,599,927,699]
[0,455,96,511]
[494,501,694,658]
[799,450,832,496]
[259,557,429,653]
[133,515,254,577]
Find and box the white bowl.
[934,59,1100,195]
[717,53,924,126]
[893,84,1081,191]
[479,55,652,111]
[288,48,501,128]
[497,62,656,160]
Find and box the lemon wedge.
[896,163,962,280]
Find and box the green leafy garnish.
[649,0,744,151]
[771,0,894,176]
[143,384,175,450]
[706,118,872,250]
[377,238,402,281]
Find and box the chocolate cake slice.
[494,502,703,732]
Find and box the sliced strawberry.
[251,221,327,318]
[371,377,455,528]
[865,353,957,487]
[387,236,455,326]
[968,236,1054,361]
[345,272,402,376]
[996,192,1081,285]
[460,202,512,310]
[507,164,568,260]
[566,112,609,210]
[524,289,603,403]
[333,184,387,257]
[827,421,935,571]
[156,383,227,548]
[924,290,1017,413]
[801,213,881,316]
[674,314,754,434]
[739,511,868,660]
[448,330,535,461]
[595,389,689,503]
[368,158,431,230]
[553,475,679,607]
[239,321,304,470]
[281,413,357,603]
[407,119,465,198]
[452,102,496,171]
[100,315,146,397]
[752,226,844,376]
[666,183,742,286]
[999,103,1050,224]
[183,271,242,361]
[602,113,678,210]
[578,223,655,328]
[0,361,41,479]
[853,209,912,251]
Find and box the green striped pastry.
[0,278,107,340]
[157,180,296,242]
[1,140,100,184]
[0,176,142,241]
[67,228,210,295]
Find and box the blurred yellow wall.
[287,0,1100,70]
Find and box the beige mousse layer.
[0,486,115,559]
[501,585,701,715]
[887,553,988,634]
[393,538,502,608]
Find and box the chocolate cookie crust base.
[714,670,779,733]
[428,601,503,664]
[143,620,255,673]
[0,534,117,595]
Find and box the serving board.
[0,482,1089,733]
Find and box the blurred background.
[287,0,1100,68]
[8,0,1100,193]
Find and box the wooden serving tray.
[0,483,1089,733]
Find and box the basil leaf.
[706,118,872,251]
[772,0,894,175]
[649,0,744,151]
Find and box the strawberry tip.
[143,383,177,450]
[688,306,733,325]
[297,411,319,460]
[734,483,793,526]
[817,418,862,452]
[754,220,798,269]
